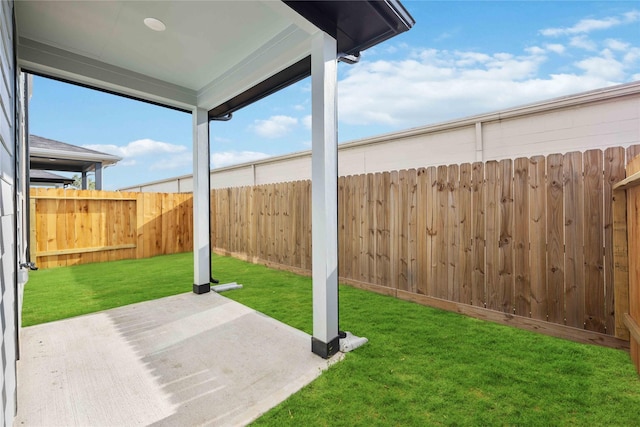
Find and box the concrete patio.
[15,292,340,426]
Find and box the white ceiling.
[15,1,319,111]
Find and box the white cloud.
[526,46,546,55]
[575,56,625,81]
[624,47,640,65]
[337,45,626,128]
[84,138,190,173]
[605,38,630,51]
[83,138,186,158]
[251,115,298,139]
[569,35,597,51]
[545,44,566,54]
[149,151,192,171]
[211,151,270,168]
[540,10,639,36]
[302,115,312,130]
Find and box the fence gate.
[614,155,640,374]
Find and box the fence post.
[613,188,629,340]
[29,195,36,266]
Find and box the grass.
[24,253,640,425]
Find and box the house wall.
[120,83,640,193]
[0,0,19,424]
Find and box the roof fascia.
[209,56,310,119]
[208,0,415,119]
[283,0,415,55]
[30,147,122,165]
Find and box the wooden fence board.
[380,172,391,287]
[514,157,531,317]
[398,170,409,291]
[471,162,486,307]
[564,152,585,328]
[626,145,640,163]
[408,169,418,293]
[547,153,564,324]
[529,156,547,320]
[613,185,629,340]
[360,174,370,283]
[604,147,625,334]
[459,163,472,305]
[499,159,514,314]
[416,168,427,295]
[436,165,448,299]
[584,149,606,333]
[338,177,347,278]
[389,172,398,288]
[447,165,459,301]
[426,166,437,296]
[369,173,379,285]
[349,176,359,278]
[485,161,500,311]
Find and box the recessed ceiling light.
[144,17,166,32]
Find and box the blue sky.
[28,1,640,190]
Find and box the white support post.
[193,107,211,293]
[94,162,102,190]
[311,31,339,358]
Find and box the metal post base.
[311,336,340,359]
[193,283,211,294]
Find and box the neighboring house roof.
[29,169,74,186]
[29,135,121,173]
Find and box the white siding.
[483,97,640,160]
[255,156,310,185]
[0,0,17,425]
[211,165,253,189]
[122,82,640,192]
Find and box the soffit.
[15,1,413,114]
[15,1,316,110]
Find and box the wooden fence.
[30,145,640,350]
[30,188,193,269]
[212,145,640,345]
[613,155,640,373]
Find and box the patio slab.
[15,291,339,426]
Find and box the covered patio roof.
[15,1,414,358]
[17,1,412,115]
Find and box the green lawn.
[24,253,640,426]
